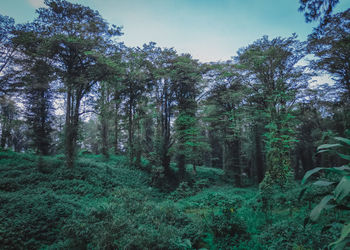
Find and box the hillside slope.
[0,151,343,249]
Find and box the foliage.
[301,136,350,249]
[0,150,347,249]
[307,9,350,113]
[299,0,339,24]
[236,34,307,189]
[29,0,122,167]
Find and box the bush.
[60,189,201,249]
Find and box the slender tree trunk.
[254,124,264,182]
[193,160,197,174]
[114,115,119,154]
[101,117,108,158]
[0,126,7,149]
[0,104,11,149]
[135,117,142,168]
[65,87,73,168]
[162,90,172,177]
[224,139,241,186]
[65,87,81,168]
[114,91,120,154]
[128,98,134,165]
[162,152,171,175]
[232,138,241,186]
[100,84,109,158]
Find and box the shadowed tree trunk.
[254,124,265,182]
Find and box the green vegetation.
[0,150,348,249]
[0,0,349,249]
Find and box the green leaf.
[316,149,330,154]
[313,180,335,187]
[334,137,350,146]
[302,167,324,184]
[329,223,350,250]
[310,195,334,221]
[325,166,350,176]
[334,176,350,202]
[317,143,341,150]
[337,153,350,161]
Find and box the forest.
[0,0,349,249]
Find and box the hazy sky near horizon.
[1,0,349,62]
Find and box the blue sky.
[1,0,349,62]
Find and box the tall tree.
[23,60,54,155]
[236,35,308,188]
[33,0,122,167]
[205,63,246,185]
[171,54,202,180]
[96,81,112,158]
[0,14,17,95]
[308,9,350,96]
[0,15,20,148]
[0,97,16,149]
[121,47,149,166]
[108,47,125,155]
[307,9,350,131]
[12,26,54,155]
[143,43,177,177]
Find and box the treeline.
[0,0,349,188]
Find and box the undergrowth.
[0,150,346,249]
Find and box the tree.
[307,9,350,133]
[142,43,177,177]
[0,15,21,149]
[23,60,54,155]
[96,81,112,158]
[171,54,202,180]
[205,63,246,185]
[0,97,17,149]
[236,34,308,188]
[33,0,122,167]
[12,25,55,155]
[108,46,125,155]
[308,9,350,94]
[0,14,17,95]
[121,47,149,166]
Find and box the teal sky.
[1,0,349,62]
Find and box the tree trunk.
[128,98,134,165]
[193,161,197,174]
[232,138,241,186]
[114,91,120,154]
[65,87,74,168]
[100,84,109,159]
[254,124,265,182]
[65,88,81,168]
[101,117,108,158]
[0,125,7,149]
[161,86,172,178]
[224,139,241,186]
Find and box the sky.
[1,0,349,62]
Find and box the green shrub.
[60,188,201,249]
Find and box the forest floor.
[0,150,344,249]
